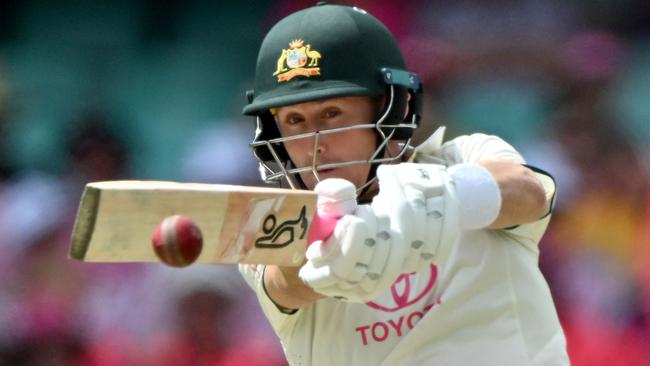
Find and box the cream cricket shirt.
[240,128,570,366]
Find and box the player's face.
[275,96,380,190]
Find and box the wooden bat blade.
[69,181,317,266]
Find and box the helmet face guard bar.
[249,68,422,191]
[251,122,416,190]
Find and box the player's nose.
[305,130,330,158]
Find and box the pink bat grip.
[307,212,339,246]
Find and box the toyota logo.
[366,264,437,312]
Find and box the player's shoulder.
[444,132,524,164]
[414,128,525,165]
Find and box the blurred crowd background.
[0,0,648,365]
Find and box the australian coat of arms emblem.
[273,39,322,82]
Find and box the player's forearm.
[264,265,324,311]
[479,160,548,229]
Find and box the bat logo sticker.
[255,205,308,249]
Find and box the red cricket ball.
[152,215,203,267]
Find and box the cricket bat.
[69,181,337,266]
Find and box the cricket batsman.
[239,3,570,365]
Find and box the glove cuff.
[448,163,502,230]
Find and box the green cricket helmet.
[244,3,423,190]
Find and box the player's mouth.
[316,169,338,180]
[316,163,341,174]
[313,166,343,181]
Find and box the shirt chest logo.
[355,265,440,346]
[366,264,438,312]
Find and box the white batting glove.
[299,163,502,303]
[372,163,503,271]
[299,178,389,302]
[371,163,459,274]
[298,172,448,303]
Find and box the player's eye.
[322,108,341,119]
[284,114,304,126]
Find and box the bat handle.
[307,180,358,246]
[307,213,339,246]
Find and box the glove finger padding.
[329,213,376,284]
[354,206,393,299]
[399,185,428,272]
[355,205,389,281]
[375,165,430,273]
[299,261,340,289]
[300,214,370,288]
[305,235,338,267]
[396,165,444,271]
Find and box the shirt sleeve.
[238,264,300,334]
[438,133,557,248]
[440,133,526,165]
